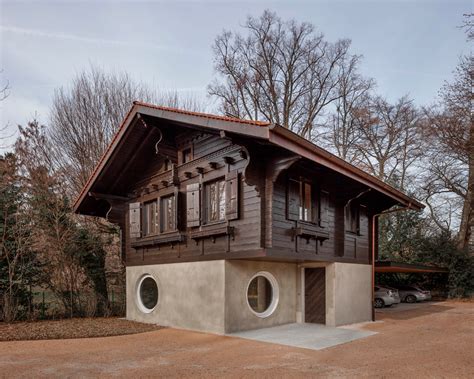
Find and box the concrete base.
[126,261,226,334]
[126,259,372,334]
[229,322,376,351]
[326,262,372,326]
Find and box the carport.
[372,261,448,320]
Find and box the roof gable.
[74,102,424,214]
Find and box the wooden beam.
[88,192,129,202]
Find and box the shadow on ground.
[376,302,455,321]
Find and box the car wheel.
[406,295,417,303]
[374,298,385,308]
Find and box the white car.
[374,286,401,308]
[393,285,432,303]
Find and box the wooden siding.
[100,122,381,266]
[124,131,262,266]
[267,163,371,264]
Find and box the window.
[160,195,176,232]
[182,148,192,164]
[346,202,360,234]
[301,181,312,221]
[205,178,226,223]
[142,200,158,236]
[288,178,318,223]
[246,272,279,318]
[136,275,159,313]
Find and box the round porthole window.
[246,271,279,318]
[137,275,159,313]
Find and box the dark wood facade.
[75,103,424,267]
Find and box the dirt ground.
[0,318,161,341]
[0,301,473,378]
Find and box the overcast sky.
[0,0,471,149]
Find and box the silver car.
[394,285,432,303]
[374,286,401,308]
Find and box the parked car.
[392,285,432,303]
[374,286,401,308]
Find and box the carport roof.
[375,261,448,273]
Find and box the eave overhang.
[74,102,424,216]
[268,125,425,210]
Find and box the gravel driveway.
[0,301,473,378]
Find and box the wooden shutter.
[310,184,319,224]
[319,190,329,228]
[287,179,300,221]
[186,183,200,227]
[344,204,351,232]
[173,189,179,230]
[359,205,367,236]
[226,171,239,220]
[129,202,141,238]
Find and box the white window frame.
[136,274,159,313]
[246,271,279,318]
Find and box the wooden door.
[305,268,326,324]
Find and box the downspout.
[371,203,415,321]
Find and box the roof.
[74,102,425,213]
[375,261,448,273]
[133,101,271,127]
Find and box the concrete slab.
[375,301,440,314]
[228,323,376,351]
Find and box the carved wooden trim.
[291,225,329,245]
[190,226,235,243]
[131,232,185,248]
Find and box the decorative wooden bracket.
[223,156,235,165]
[88,192,130,202]
[171,165,179,185]
[131,232,185,248]
[267,155,301,183]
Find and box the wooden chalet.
[75,102,424,333]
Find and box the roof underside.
[74,102,424,215]
[375,261,448,273]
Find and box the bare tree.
[460,13,473,42]
[0,77,8,102]
[49,66,154,195]
[351,95,422,190]
[208,10,359,139]
[15,120,99,316]
[49,65,204,196]
[0,71,13,148]
[423,54,473,251]
[321,54,374,162]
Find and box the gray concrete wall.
[326,262,372,326]
[126,261,226,334]
[224,260,298,333]
[127,259,370,334]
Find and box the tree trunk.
[457,121,474,253]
